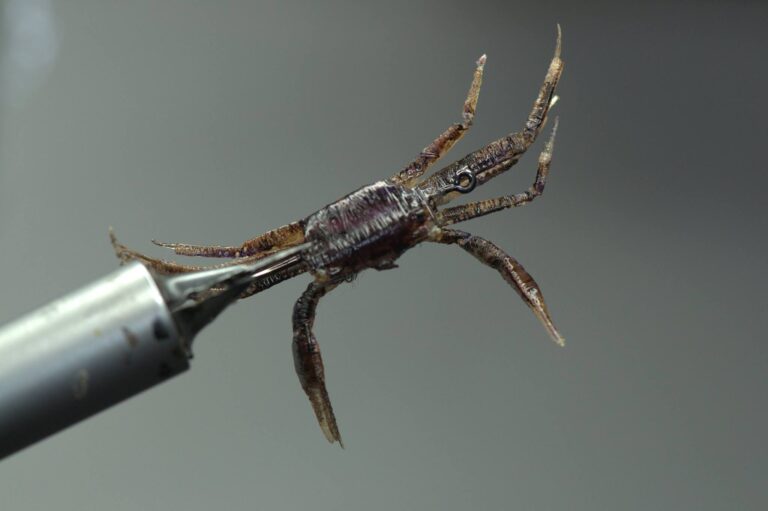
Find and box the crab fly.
[112,28,565,446]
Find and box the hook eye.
[452,168,477,194]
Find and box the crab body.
[112,28,566,447]
[303,181,433,279]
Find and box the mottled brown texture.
[111,27,565,446]
[431,229,564,346]
[417,25,562,206]
[390,54,485,187]
[437,117,558,225]
[153,222,305,258]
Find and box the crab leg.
[390,54,486,187]
[111,228,307,299]
[152,222,305,258]
[292,280,344,446]
[437,117,558,225]
[111,228,219,274]
[431,229,564,346]
[417,26,563,205]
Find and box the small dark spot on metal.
[72,369,89,400]
[153,318,170,341]
[121,327,139,348]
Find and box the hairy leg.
[111,228,271,274]
[431,228,564,346]
[437,118,558,225]
[111,228,219,274]
[417,26,563,205]
[292,279,344,446]
[152,222,305,258]
[112,228,308,301]
[390,54,486,187]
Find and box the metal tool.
[0,243,309,460]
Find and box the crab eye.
[452,168,477,193]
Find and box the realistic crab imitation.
[112,28,565,446]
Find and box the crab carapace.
[112,27,566,447]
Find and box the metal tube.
[0,262,189,460]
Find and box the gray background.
[0,1,766,509]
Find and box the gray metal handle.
[0,262,189,460]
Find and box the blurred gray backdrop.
[0,1,766,509]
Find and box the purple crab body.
[302,181,433,277]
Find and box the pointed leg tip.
[530,306,565,347]
[108,228,123,249]
[542,26,564,90]
[477,54,487,68]
[543,322,565,347]
[550,115,560,137]
[546,321,566,347]
[547,324,566,347]
[320,422,344,447]
[108,228,133,264]
[554,24,563,60]
[538,117,559,163]
[151,239,174,248]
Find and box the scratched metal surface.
[0,1,766,509]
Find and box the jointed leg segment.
[523,25,562,143]
[437,117,558,225]
[110,228,308,298]
[431,229,564,346]
[292,280,344,446]
[152,222,305,258]
[416,26,563,204]
[111,228,218,274]
[390,54,486,187]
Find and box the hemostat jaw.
[154,243,310,345]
